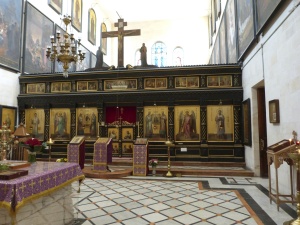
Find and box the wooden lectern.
[133,138,148,176]
[67,136,85,169]
[267,139,296,210]
[93,138,112,172]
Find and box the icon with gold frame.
[122,128,133,140]
[50,108,71,140]
[108,127,119,140]
[144,106,168,142]
[0,106,16,132]
[112,143,119,154]
[122,142,133,154]
[25,108,45,140]
[207,105,234,142]
[174,105,200,142]
[76,107,98,139]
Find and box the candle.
[289,139,292,146]
[49,138,53,143]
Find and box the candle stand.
[46,139,54,162]
[165,138,175,177]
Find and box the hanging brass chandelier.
[46,15,85,78]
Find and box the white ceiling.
[95,0,211,23]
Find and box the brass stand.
[46,140,54,162]
[165,138,174,177]
[284,152,300,225]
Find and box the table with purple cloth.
[93,138,112,171]
[0,161,85,225]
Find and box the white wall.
[103,17,209,67]
[242,0,300,192]
[0,0,107,109]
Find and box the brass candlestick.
[46,138,54,162]
[165,138,175,177]
[284,150,300,225]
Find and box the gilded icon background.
[76,108,98,139]
[108,128,119,140]
[1,107,16,132]
[50,108,71,140]
[207,105,234,142]
[144,106,168,142]
[174,106,200,142]
[25,109,45,140]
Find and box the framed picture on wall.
[77,81,98,91]
[24,3,54,74]
[225,0,237,63]
[174,105,200,142]
[27,83,46,94]
[144,106,168,142]
[71,0,82,32]
[48,0,62,14]
[242,99,252,146]
[104,79,137,90]
[76,107,98,139]
[256,0,282,34]
[207,105,234,142]
[50,108,71,140]
[101,23,107,55]
[0,106,17,132]
[51,82,71,92]
[236,0,255,59]
[25,108,45,140]
[219,16,227,64]
[269,99,280,123]
[0,0,23,71]
[88,8,96,45]
[214,33,220,64]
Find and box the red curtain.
[105,106,136,124]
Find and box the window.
[135,49,141,66]
[173,47,184,66]
[151,42,167,67]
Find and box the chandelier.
[46,15,85,78]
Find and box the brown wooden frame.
[242,98,252,146]
[269,99,280,123]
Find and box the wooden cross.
[102,18,141,68]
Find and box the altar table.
[0,161,85,225]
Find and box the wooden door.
[257,88,268,177]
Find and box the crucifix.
[102,18,141,68]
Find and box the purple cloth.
[0,162,84,212]
[93,138,112,171]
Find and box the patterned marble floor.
[69,176,297,225]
